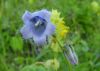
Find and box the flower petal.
[32,9,51,21]
[22,11,32,22]
[44,22,55,36]
[20,24,33,39]
[33,35,46,46]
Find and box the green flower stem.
[52,35,72,71]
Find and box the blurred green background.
[0,0,100,71]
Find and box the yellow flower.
[61,29,69,37]
[50,9,69,52]
[51,10,60,24]
[51,9,69,39]
[51,10,69,52]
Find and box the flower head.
[20,9,55,45]
[51,9,69,39]
[50,10,69,52]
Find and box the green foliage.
[0,0,100,71]
[10,36,23,51]
[20,64,46,71]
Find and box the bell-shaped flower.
[20,9,55,45]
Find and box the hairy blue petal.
[20,24,33,39]
[31,9,51,21]
[33,36,46,46]
[22,11,32,23]
[44,22,55,36]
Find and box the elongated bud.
[64,44,78,65]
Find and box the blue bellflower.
[20,9,55,45]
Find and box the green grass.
[0,0,100,71]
